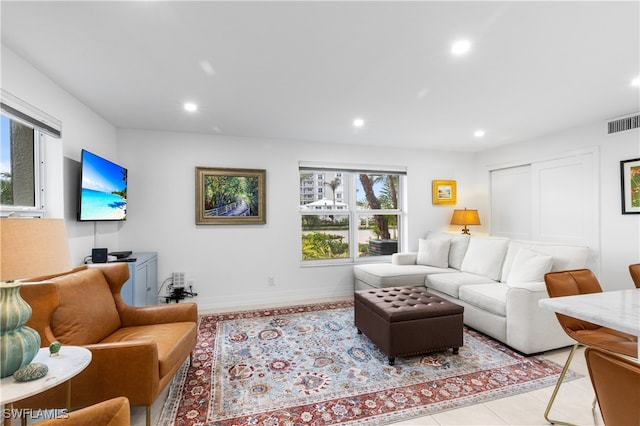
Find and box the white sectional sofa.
[353,232,592,355]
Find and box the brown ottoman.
[354,286,464,365]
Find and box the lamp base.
[460,226,470,235]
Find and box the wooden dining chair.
[543,269,638,426]
[629,263,640,288]
[585,347,640,426]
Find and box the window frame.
[1,113,45,217]
[299,163,406,266]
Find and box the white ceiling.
[2,1,639,152]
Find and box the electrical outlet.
[268,276,275,286]
[172,272,185,288]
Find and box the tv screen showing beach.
[78,150,127,221]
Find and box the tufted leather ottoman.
[354,286,464,365]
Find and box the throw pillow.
[460,237,510,281]
[426,231,470,270]
[507,248,554,285]
[416,238,450,268]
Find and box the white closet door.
[490,165,532,240]
[531,152,597,246]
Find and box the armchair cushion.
[50,268,121,344]
[101,322,195,377]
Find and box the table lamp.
[450,208,481,235]
[0,218,72,377]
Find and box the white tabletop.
[0,346,92,405]
[539,288,640,356]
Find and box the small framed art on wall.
[432,180,457,205]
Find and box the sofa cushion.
[101,322,197,377]
[417,238,450,268]
[506,248,553,285]
[426,272,497,298]
[460,237,510,281]
[501,240,590,282]
[459,283,508,317]
[50,268,121,345]
[426,231,470,270]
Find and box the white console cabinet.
[120,252,158,306]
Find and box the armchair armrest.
[392,252,418,265]
[83,341,160,403]
[15,340,160,409]
[118,302,198,327]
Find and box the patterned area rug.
[159,301,575,425]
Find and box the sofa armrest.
[118,302,198,327]
[505,284,574,354]
[392,252,418,265]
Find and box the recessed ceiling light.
[474,129,485,138]
[451,39,471,56]
[184,102,198,112]
[632,76,640,87]
[353,118,365,128]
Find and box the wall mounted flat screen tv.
[77,149,127,221]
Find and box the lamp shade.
[0,218,72,281]
[450,208,481,226]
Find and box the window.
[299,163,405,264]
[1,114,44,215]
[1,89,62,217]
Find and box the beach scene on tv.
[80,151,127,220]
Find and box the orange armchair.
[39,397,131,426]
[16,263,197,426]
[543,269,637,425]
[585,347,640,425]
[629,263,640,288]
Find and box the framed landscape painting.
[620,158,640,214]
[195,167,266,224]
[432,180,457,205]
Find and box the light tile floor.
[131,297,603,426]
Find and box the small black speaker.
[92,248,108,263]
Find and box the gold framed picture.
[621,158,640,214]
[195,167,266,225]
[432,180,457,205]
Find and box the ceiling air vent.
[607,113,640,134]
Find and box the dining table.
[539,288,640,358]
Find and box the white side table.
[0,346,91,424]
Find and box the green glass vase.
[0,281,41,378]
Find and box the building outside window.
[299,163,405,264]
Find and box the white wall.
[2,46,121,265]
[3,44,479,310]
[477,122,640,290]
[117,129,478,309]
